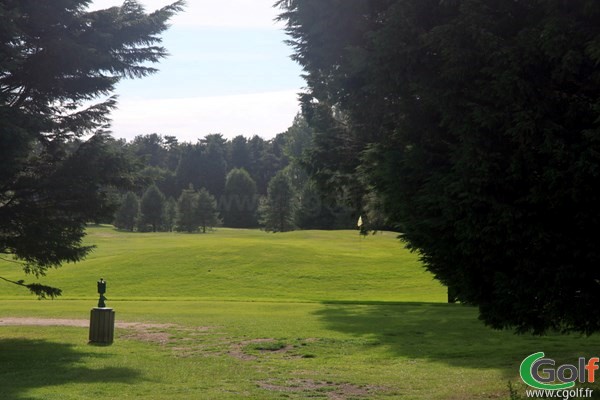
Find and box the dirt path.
[0,317,187,344]
[0,317,173,330]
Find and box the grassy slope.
[1,226,598,400]
[0,226,447,302]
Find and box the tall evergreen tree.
[229,135,251,171]
[175,143,203,194]
[114,192,140,232]
[175,186,200,233]
[139,185,166,232]
[196,188,220,233]
[0,0,182,297]
[260,171,296,232]
[201,134,228,198]
[278,0,600,334]
[295,180,334,230]
[222,168,258,228]
[163,197,177,232]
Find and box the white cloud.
[89,1,301,141]
[90,0,285,29]
[108,90,300,141]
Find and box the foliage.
[108,127,359,231]
[163,197,177,232]
[295,180,334,230]
[174,186,219,233]
[196,187,220,233]
[139,184,166,232]
[229,135,251,171]
[260,171,296,232]
[175,186,199,233]
[222,168,259,228]
[0,0,183,297]
[114,192,140,232]
[201,134,228,198]
[277,0,600,334]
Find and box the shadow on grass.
[314,302,600,378]
[0,338,141,400]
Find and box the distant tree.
[163,197,177,232]
[295,180,334,230]
[229,135,251,171]
[281,115,313,190]
[283,114,313,161]
[196,188,220,233]
[260,171,296,232]
[139,185,166,232]
[129,134,168,168]
[201,134,228,198]
[176,186,200,233]
[114,192,140,232]
[222,168,258,228]
[0,0,182,297]
[175,143,202,193]
[247,135,270,194]
[163,135,181,171]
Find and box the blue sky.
[90,0,304,141]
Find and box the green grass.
[0,226,446,302]
[1,226,599,399]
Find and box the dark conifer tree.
[260,171,296,232]
[0,0,183,297]
[114,192,140,232]
[196,188,220,233]
[278,0,600,334]
[222,168,258,228]
[139,185,166,232]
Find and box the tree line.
[108,115,357,233]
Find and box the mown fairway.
[0,226,446,302]
[1,226,598,399]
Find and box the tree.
[176,186,200,233]
[260,171,296,232]
[229,135,251,171]
[175,143,204,193]
[163,197,177,232]
[201,134,227,198]
[130,134,169,168]
[139,185,166,232]
[196,188,220,233]
[295,180,334,230]
[0,0,183,297]
[114,192,140,232]
[222,168,258,228]
[278,0,600,334]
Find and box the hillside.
[0,226,447,303]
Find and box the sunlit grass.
[0,225,446,303]
[1,226,598,399]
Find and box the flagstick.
[357,215,363,252]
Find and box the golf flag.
[357,215,363,227]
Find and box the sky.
[90,0,305,142]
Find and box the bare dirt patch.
[228,338,297,361]
[258,378,380,399]
[0,318,89,328]
[0,317,211,347]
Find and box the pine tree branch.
[0,275,62,299]
[0,256,24,265]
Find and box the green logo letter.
[520,352,576,390]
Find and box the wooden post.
[89,307,115,345]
